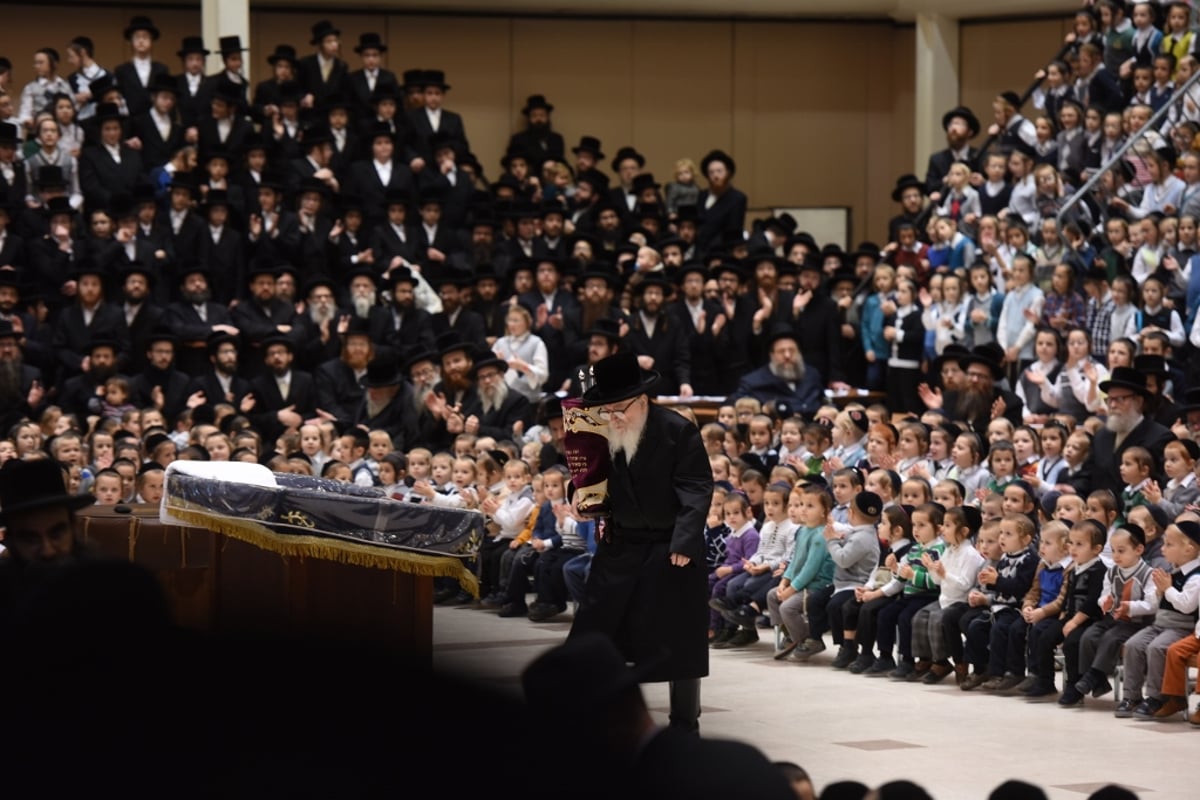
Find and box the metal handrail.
[973,43,1073,161]
[1057,65,1200,226]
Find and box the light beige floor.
[433,603,1197,800]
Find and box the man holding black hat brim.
[113,16,170,117]
[570,349,714,734]
[925,106,981,198]
[1088,366,1176,499]
[297,20,348,110]
[509,94,565,165]
[345,32,399,118]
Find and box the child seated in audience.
[1011,425,1041,482]
[1144,439,1200,519]
[91,468,123,506]
[1016,521,1072,695]
[101,377,138,424]
[798,423,833,477]
[982,440,1019,499]
[1086,489,1120,561]
[875,502,946,679]
[913,506,985,683]
[378,452,407,499]
[985,417,1015,449]
[899,477,932,508]
[741,468,768,526]
[708,492,759,645]
[865,468,900,510]
[1054,492,1086,525]
[962,513,1039,691]
[768,485,835,661]
[700,423,727,457]
[298,423,329,477]
[477,458,537,607]
[713,483,796,648]
[1128,504,1171,571]
[814,491,884,667]
[981,492,1005,522]
[1117,446,1154,525]
[858,423,897,475]
[1029,421,1067,496]
[949,431,989,502]
[932,479,965,513]
[830,467,861,527]
[844,506,912,674]
[705,484,731,574]
[1023,520,1108,700]
[894,420,934,483]
[1060,524,1157,706]
[1056,430,1093,496]
[776,416,804,468]
[1123,519,1200,719]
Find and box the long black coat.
[1089,416,1176,499]
[570,403,713,682]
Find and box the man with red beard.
[462,353,533,442]
[571,351,713,735]
[919,342,1023,433]
[315,316,374,426]
[420,331,476,452]
[1088,367,1175,498]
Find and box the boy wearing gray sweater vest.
[812,490,883,660]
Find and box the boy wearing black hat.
[173,36,211,129]
[66,36,107,122]
[113,16,170,117]
[407,70,468,169]
[17,48,72,133]
[345,32,398,118]
[79,103,144,212]
[298,20,347,109]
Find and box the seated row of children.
[701,463,1200,724]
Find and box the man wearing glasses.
[1089,367,1175,498]
[569,351,713,735]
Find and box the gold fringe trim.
[167,506,478,596]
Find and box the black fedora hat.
[710,260,745,283]
[309,20,341,45]
[577,262,622,290]
[581,351,659,406]
[700,149,737,177]
[941,105,981,137]
[124,15,160,41]
[958,342,1007,380]
[401,68,426,90]
[422,69,451,90]
[199,188,232,213]
[364,358,403,388]
[401,346,438,374]
[631,173,661,194]
[0,458,94,526]
[42,195,75,217]
[586,317,622,343]
[574,167,610,193]
[0,121,18,146]
[340,315,372,341]
[1100,366,1152,399]
[120,260,156,288]
[673,261,708,285]
[145,324,177,347]
[571,135,605,160]
[177,36,210,59]
[763,324,800,353]
[930,342,971,379]
[469,354,509,379]
[94,102,124,124]
[147,73,179,97]
[266,43,298,66]
[521,94,554,115]
[1134,354,1169,377]
[436,331,474,362]
[611,146,645,171]
[891,173,927,202]
[354,32,388,54]
[218,35,248,56]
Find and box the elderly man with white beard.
[346,266,380,320]
[1088,366,1175,499]
[293,276,346,371]
[570,350,713,735]
[730,327,825,417]
[461,353,533,442]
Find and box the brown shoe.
[1153,696,1189,721]
[1189,705,1200,728]
[923,663,953,685]
[960,672,989,691]
[954,663,970,686]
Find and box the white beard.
[479,381,508,415]
[607,412,648,463]
[310,304,336,325]
[353,293,376,318]
[1106,409,1141,436]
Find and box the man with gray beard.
[0,320,44,431]
[293,276,345,371]
[570,351,713,735]
[730,328,824,417]
[346,267,379,320]
[352,358,420,451]
[403,347,440,450]
[1088,367,1175,499]
[462,354,532,442]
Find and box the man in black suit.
[315,316,374,425]
[50,263,130,380]
[288,123,341,199]
[198,36,250,114]
[507,94,564,167]
[0,122,28,223]
[128,327,193,425]
[56,337,127,422]
[350,124,416,232]
[130,74,185,171]
[247,333,315,443]
[461,353,533,442]
[231,264,299,380]
[695,150,747,259]
[247,174,300,269]
[1088,367,1177,498]
[406,70,468,167]
[368,189,420,275]
[343,32,398,119]
[196,189,247,306]
[367,267,435,360]
[162,265,240,376]
[622,273,692,398]
[413,187,463,278]
[117,262,164,375]
[417,132,472,231]
[791,258,848,390]
[112,16,170,117]
[665,262,728,397]
[430,273,486,349]
[518,256,581,391]
[79,103,144,213]
[297,20,348,111]
[568,352,715,736]
[352,358,422,452]
[731,328,826,418]
[164,177,205,283]
[196,80,254,161]
[925,106,981,198]
[291,275,343,372]
[187,331,251,412]
[173,36,211,130]
[0,319,44,432]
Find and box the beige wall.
[0,6,1065,246]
